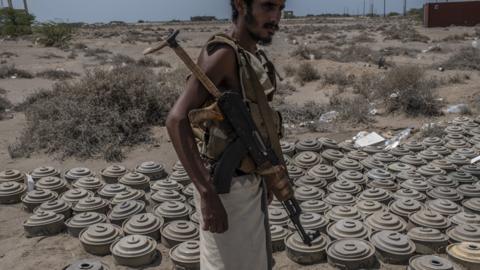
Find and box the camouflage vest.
[197,33,283,173]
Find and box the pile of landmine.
[0,115,480,269]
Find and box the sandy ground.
[0,16,479,269]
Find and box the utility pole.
[363,0,366,16]
[403,0,407,16]
[23,0,28,14]
[7,0,12,9]
[384,0,386,17]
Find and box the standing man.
[166,0,285,269]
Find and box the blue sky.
[11,0,426,23]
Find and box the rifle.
[144,30,319,245]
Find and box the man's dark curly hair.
[231,0,254,22]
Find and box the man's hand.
[200,190,228,233]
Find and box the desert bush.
[420,124,446,138]
[37,52,64,59]
[276,81,296,96]
[0,8,35,36]
[0,51,18,58]
[383,23,429,43]
[296,62,320,84]
[334,45,381,63]
[330,96,372,124]
[73,42,88,50]
[36,69,80,80]
[0,64,33,79]
[283,64,296,77]
[291,46,324,60]
[442,47,480,71]
[111,54,136,65]
[379,47,420,57]
[277,100,326,125]
[35,22,73,48]
[0,88,11,120]
[137,56,171,68]
[10,65,181,161]
[323,69,355,87]
[350,33,375,43]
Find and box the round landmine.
[358,188,392,205]
[135,161,167,181]
[323,192,356,206]
[79,223,123,256]
[97,183,128,200]
[300,200,331,215]
[418,150,443,162]
[172,160,184,172]
[408,210,451,231]
[346,150,369,161]
[427,186,463,202]
[150,178,184,193]
[327,219,370,240]
[293,151,322,170]
[446,139,471,150]
[453,116,473,125]
[393,189,427,202]
[21,189,58,212]
[118,172,150,192]
[422,137,444,147]
[396,171,426,183]
[321,149,344,165]
[0,181,27,204]
[337,170,367,186]
[72,197,110,215]
[469,127,480,136]
[61,188,93,206]
[65,211,108,237]
[189,211,199,226]
[417,165,446,177]
[187,197,196,210]
[287,212,329,234]
[294,185,324,203]
[365,212,407,233]
[0,169,26,183]
[429,159,457,173]
[151,189,186,205]
[326,238,377,270]
[471,137,480,146]
[370,230,416,264]
[325,206,362,222]
[35,176,68,194]
[72,177,105,193]
[464,198,480,215]
[372,152,398,164]
[355,200,386,216]
[408,255,454,270]
[367,179,398,192]
[110,235,158,267]
[407,227,449,255]
[23,210,65,237]
[334,158,363,172]
[161,220,199,248]
[286,165,305,181]
[404,140,425,153]
[64,167,94,183]
[400,155,427,167]
[182,183,195,199]
[269,207,290,228]
[388,162,416,175]
[35,199,72,220]
[170,240,200,270]
[307,164,337,183]
[451,212,480,226]
[446,242,480,269]
[454,148,479,159]
[153,201,191,222]
[339,140,356,152]
[30,166,61,181]
[460,164,480,179]
[327,180,362,195]
[285,231,330,265]
[458,184,480,199]
[318,137,340,150]
[445,153,470,167]
[445,125,465,135]
[361,157,387,171]
[429,146,452,158]
[283,155,293,166]
[111,189,146,205]
[389,146,413,157]
[281,141,296,157]
[400,179,432,193]
[295,175,327,189]
[270,225,289,252]
[168,169,191,186]
[295,138,322,153]
[362,145,384,154]
[447,224,480,243]
[100,164,128,184]
[389,199,424,221]
[366,168,396,182]
[108,200,146,226]
[427,175,459,189]
[63,259,109,270]
[448,171,478,185]
[425,199,462,216]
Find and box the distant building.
[190,16,216,22]
[424,1,480,27]
[282,10,295,19]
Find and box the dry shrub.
[333,45,380,63]
[291,46,324,60]
[35,22,73,48]
[0,88,11,120]
[0,64,33,79]
[323,69,355,87]
[276,100,326,129]
[296,62,320,84]
[350,33,375,43]
[442,47,480,71]
[379,47,420,57]
[383,24,430,43]
[37,52,64,59]
[283,64,296,77]
[329,95,372,124]
[36,69,79,80]
[137,56,171,68]
[276,81,296,96]
[420,124,446,138]
[84,48,112,61]
[110,54,136,65]
[10,65,181,161]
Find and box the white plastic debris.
[472,156,480,164]
[390,92,399,99]
[384,128,412,150]
[354,132,385,148]
[319,111,338,123]
[421,44,441,53]
[27,174,35,191]
[473,38,478,49]
[309,54,315,60]
[444,104,469,114]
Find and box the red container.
[424,1,480,27]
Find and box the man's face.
[244,0,285,45]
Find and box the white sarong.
[194,174,272,270]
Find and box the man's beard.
[244,8,277,45]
